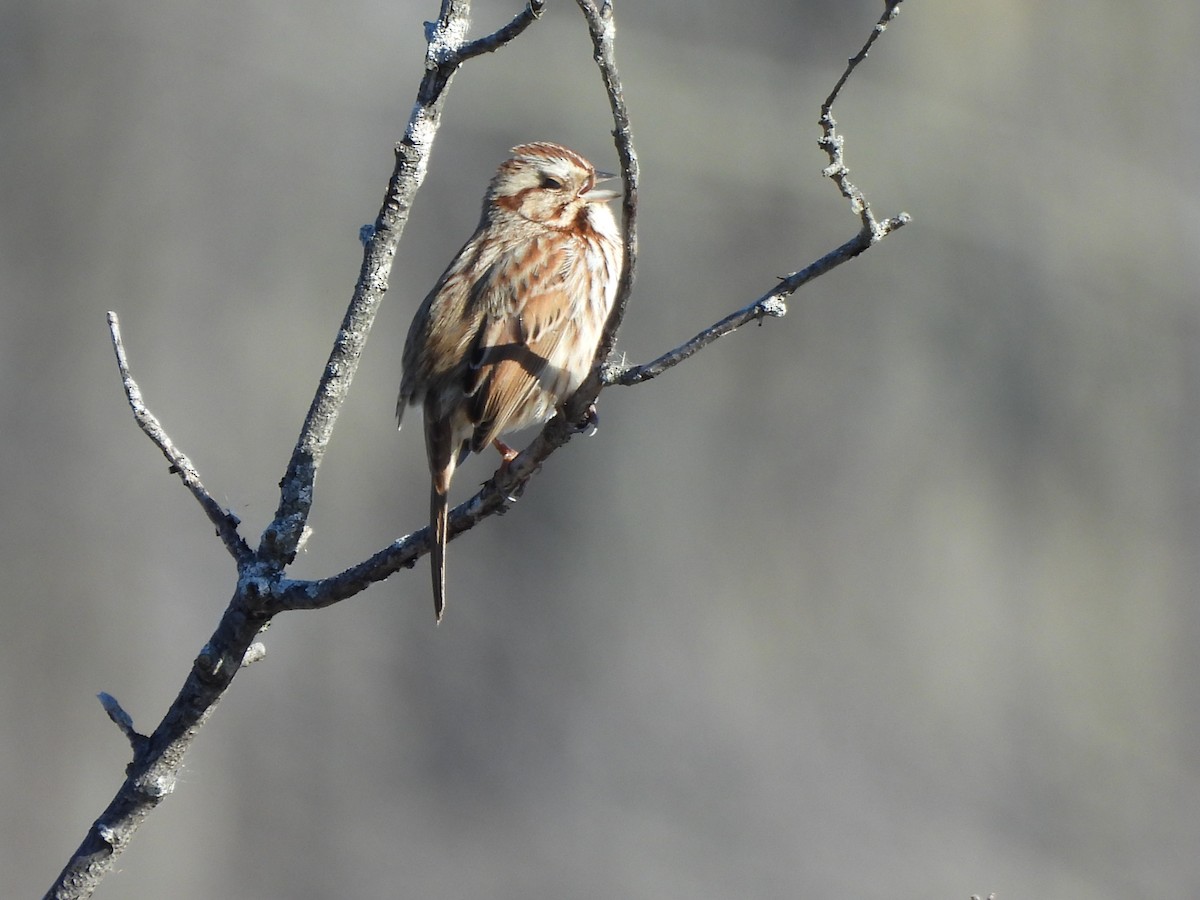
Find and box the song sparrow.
[398,141,622,621]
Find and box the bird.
[397,141,622,621]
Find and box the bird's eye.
[540,176,564,190]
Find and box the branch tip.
[107,312,252,564]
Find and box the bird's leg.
[490,438,524,503]
[491,437,521,466]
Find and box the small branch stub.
[97,692,148,757]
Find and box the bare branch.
[276,466,523,612]
[606,219,908,387]
[604,293,788,387]
[457,0,545,61]
[574,0,639,370]
[602,0,911,386]
[107,312,253,566]
[46,585,262,899]
[818,0,907,234]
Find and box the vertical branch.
[574,0,639,364]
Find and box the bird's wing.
[464,233,580,451]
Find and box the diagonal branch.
[605,220,907,387]
[605,293,789,388]
[277,454,537,611]
[574,0,639,369]
[107,312,253,565]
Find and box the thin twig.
[574,0,639,369]
[606,219,907,387]
[604,294,788,387]
[276,468,520,611]
[602,0,911,387]
[107,312,253,565]
[457,0,545,61]
[818,0,906,234]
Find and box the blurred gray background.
[5,0,1198,897]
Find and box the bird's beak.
[583,172,621,203]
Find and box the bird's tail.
[430,464,452,622]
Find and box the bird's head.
[487,141,619,230]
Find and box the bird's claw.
[577,404,600,437]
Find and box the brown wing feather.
[463,235,581,451]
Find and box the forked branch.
[605,0,910,387]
